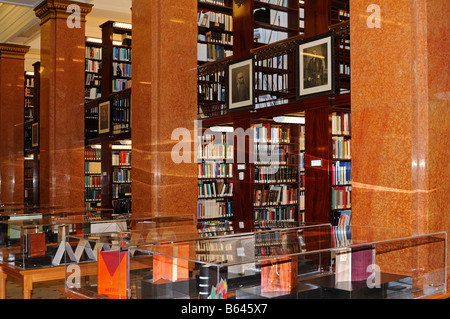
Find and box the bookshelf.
[85,146,102,208]
[85,38,102,102]
[330,110,351,226]
[197,0,234,64]
[253,0,300,47]
[252,118,305,229]
[112,145,132,214]
[24,62,41,206]
[100,21,132,97]
[197,126,234,236]
[24,71,35,122]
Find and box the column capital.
[34,0,93,25]
[0,43,30,60]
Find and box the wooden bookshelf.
[23,62,41,206]
[197,126,234,236]
[85,38,102,102]
[253,0,300,48]
[197,0,234,64]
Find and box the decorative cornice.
[34,0,93,25]
[0,43,30,60]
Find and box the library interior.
[0,0,448,301]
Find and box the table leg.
[0,268,6,299]
[23,275,32,299]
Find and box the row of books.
[85,87,101,100]
[85,188,101,202]
[198,31,233,46]
[255,7,289,28]
[113,62,131,78]
[332,161,351,186]
[332,210,351,227]
[332,225,352,248]
[256,0,289,7]
[257,72,288,92]
[86,46,102,60]
[254,166,299,184]
[112,198,131,211]
[254,145,303,166]
[113,47,131,62]
[85,161,101,174]
[255,94,288,109]
[112,79,131,92]
[254,184,298,206]
[85,148,101,161]
[25,109,34,119]
[332,136,351,159]
[86,60,101,73]
[197,220,234,237]
[85,175,101,188]
[254,123,291,144]
[25,77,34,88]
[198,141,233,161]
[198,0,228,6]
[86,73,101,86]
[112,108,130,124]
[332,186,352,210]
[198,162,233,179]
[198,42,233,62]
[113,183,131,199]
[198,199,232,220]
[112,151,131,166]
[25,87,33,97]
[254,28,288,45]
[25,99,33,107]
[197,11,233,32]
[332,112,351,135]
[254,207,297,229]
[198,180,233,198]
[198,83,225,102]
[112,168,131,183]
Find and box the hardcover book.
[26,233,47,258]
[98,250,129,299]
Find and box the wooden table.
[0,262,97,299]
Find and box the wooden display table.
[0,262,97,299]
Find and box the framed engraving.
[98,101,110,134]
[32,122,39,148]
[227,55,255,112]
[297,31,335,99]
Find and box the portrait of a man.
[228,56,254,111]
[298,32,335,99]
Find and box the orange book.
[98,250,129,299]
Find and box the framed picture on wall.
[227,55,255,112]
[297,31,335,99]
[32,122,39,148]
[98,101,110,134]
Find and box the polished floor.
[5,277,66,299]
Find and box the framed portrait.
[32,122,39,148]
[227,55,255,112]
[98,101,110,134]
[297,31,335,99]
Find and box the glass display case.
[63,224,447,299]
[0,212,196,270]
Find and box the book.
[98,250,130,299]
[26,233,47,258]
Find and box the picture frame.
[227,55,255,112]
[297,31,335,100]
[98,101,110,134]
[31,122,39,148]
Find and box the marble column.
[0,44,30,204]
[34,0,92,208]
[131,0,198,220]
[351,0,450,290]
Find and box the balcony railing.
[198,21,350,118]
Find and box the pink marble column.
[34,0,92,208]
[351,0,450,291]
[131,0,198,220]
[0,44,29,204]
